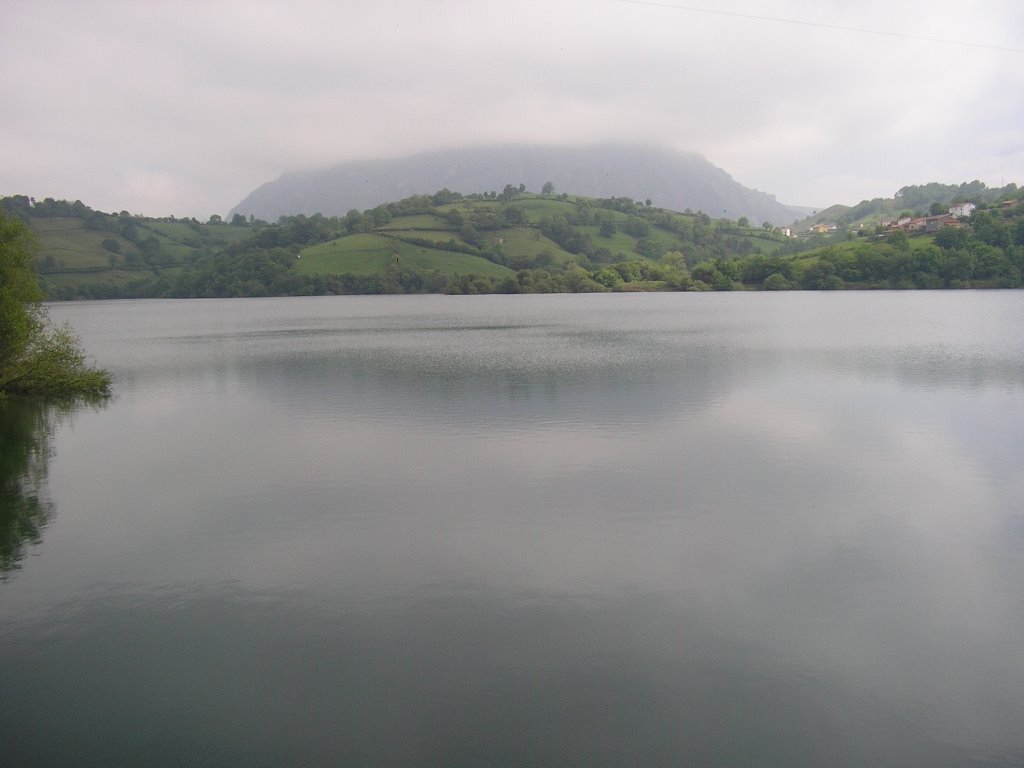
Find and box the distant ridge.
[230,144,806,225]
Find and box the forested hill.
[230,144,807,226]
[5,185,1023,299]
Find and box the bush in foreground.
[0,211,110,398]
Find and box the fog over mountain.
[231,145,809,225]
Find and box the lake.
[2,291,1023,767]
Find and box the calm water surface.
[3,292,1023,767]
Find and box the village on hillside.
[802,198,1020,238]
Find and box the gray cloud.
[2,0,1022,217]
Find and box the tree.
[138,236,161,262]
[762,272,790,290]
[460,222,481,247]
[886,229,910,251]
[690,262,725,288]
[0,211,42,376]
[0,210,110,396]
[622,217,649,238]
[634,238,659,258]
[502,205,528,227]
[542,181,555,195]
[366,206,388,227]
[443,208,464,228]
[935,226,967,250]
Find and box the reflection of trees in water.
[0,397,105,576]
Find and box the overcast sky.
[3,0,1022,218]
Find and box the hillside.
[793,180,1020,232]
[2,190,802,298]
[0,196,252,298]
[230,144,807,226]
[5,184,1021,299]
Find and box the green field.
[27,216,255,272]
[742,233,787,254]
[390,230,467,245]
[378,214,447,230]
[25,216,260,297]
[29,218,127,269]
[580,226,657,258]
[388,226,577,266]
[493,227,577,264]
[580,224,683,260]
[141,221,201,240]
[506,196,579,222]
[796,233,937,260]
[195,224,255,243]
[143,221,253,249]
[297,234,514,278]
[435,195,578,225]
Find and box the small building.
[949,202,976,218]
[924,215,959,233]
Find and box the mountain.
[230,144,806,226]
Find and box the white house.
[949,202,976,218]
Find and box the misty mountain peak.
[230,144,804,225]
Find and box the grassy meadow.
[297,234,514,278]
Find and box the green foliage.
[0,398,55,575]
[886,229,910,251]
[0,211,44,372]
[895,180,989,209]
[762,272,791,290]
[5,185,1023,300]
[1,324,111,396]
[0,210,110,396]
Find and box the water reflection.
[0,397,106,577]
[9,293,1022,767]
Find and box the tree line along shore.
[4,183,1022,301]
